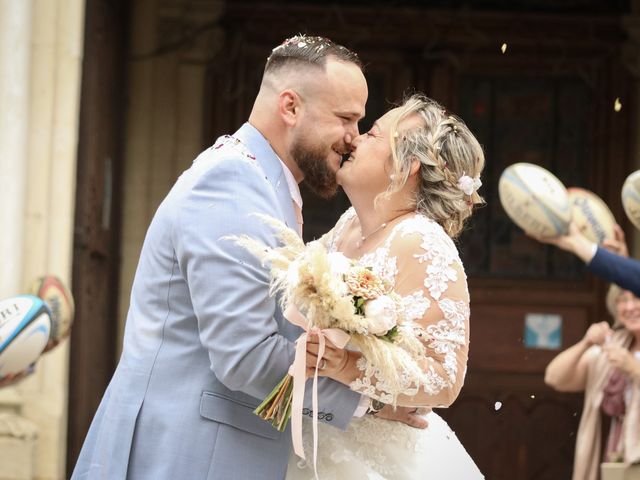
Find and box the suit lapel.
[233,123,298,233]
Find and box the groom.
[71,35,426,480]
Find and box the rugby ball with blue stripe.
[0,295,51,377]
[622,170,640,230]
[567,187,616,244]
[499,163,571,237]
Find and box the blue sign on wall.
[524,313,562,350]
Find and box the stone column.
[0,2,40,479]
[0,0,32,297]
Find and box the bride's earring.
[389,174,396,181]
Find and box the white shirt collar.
[278,158,303,209]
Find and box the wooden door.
[67,0,129,473]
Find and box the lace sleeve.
[350,216,470,408]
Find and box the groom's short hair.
[265,35,363,74]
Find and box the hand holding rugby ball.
[498,163,571,237]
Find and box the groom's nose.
[350,133,363,149]
[344,125,359,146]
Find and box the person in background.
[545,284,640,480]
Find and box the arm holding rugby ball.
[0,366,35,388]
[0,276,74,387]
[533,223,640,297]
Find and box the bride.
[286,94,485,479]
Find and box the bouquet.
[232,215,432,434]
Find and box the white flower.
[287,260,300,286]
[327,273,349,297]
[457,174,482,196]
[326,252,352,276]
[364,295,398,335]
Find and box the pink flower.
[344,268,386,299]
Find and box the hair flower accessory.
[457,174,482,196]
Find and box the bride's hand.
[305,333,350,379]
[375,404,430,429]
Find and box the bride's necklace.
[357,211,412,248]
[358,223,387,248]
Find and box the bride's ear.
[279,89,301,127]
[409,157,421,177]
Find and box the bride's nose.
[350,134,364,149]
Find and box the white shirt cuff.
[586,243,598,264]
[353,395,369,417]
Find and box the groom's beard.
[292,138,338,199]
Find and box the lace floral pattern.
[326,207,356,252]
[427,299,468,384]
[350,357,418,404]
[292,414,426,479]
[399,217,465,300]
[401,291,430,322]
[287,412,484,479]
[340,213,469,405]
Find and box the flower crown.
[457,174,482,196]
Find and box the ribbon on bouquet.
[284,305,351,476]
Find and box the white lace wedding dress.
[286,208,483,479]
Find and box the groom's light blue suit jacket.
[71,123,361,480]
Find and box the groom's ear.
[279,89,301,127]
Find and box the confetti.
[530,394,536,399]
[501,43,507,54]
[614,97,622,112]
[494,401,502,411]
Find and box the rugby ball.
[29,275,74,343]
[0,295,51,377]
[567,188,616,244]
[622,170,640,230]
[498,163,571,237]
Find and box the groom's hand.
[374,405,430,429]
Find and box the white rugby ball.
[622,170,640,230]
[567,187,616,244]
[0,295,51,377]
[498,163,571,237]
[29,275,74,344]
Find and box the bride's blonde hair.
[383,94,485,238]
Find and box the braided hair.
[382,94,485,238]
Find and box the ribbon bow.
[284,305,351,478]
